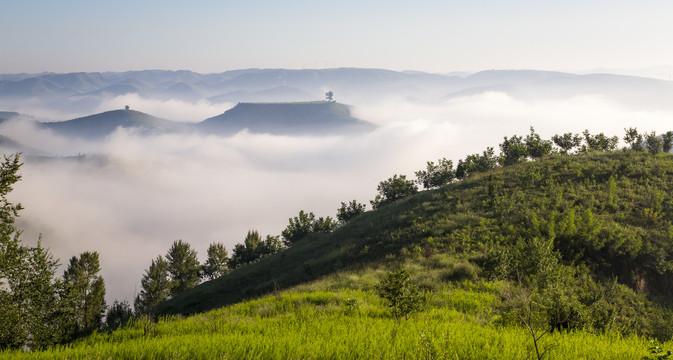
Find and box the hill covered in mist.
[41,109,187,139]
[199,101,375,135]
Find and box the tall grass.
[2,289,662,359]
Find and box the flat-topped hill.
[197,101,376,135]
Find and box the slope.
[41,109,187,139]
[158,150,673,329]
[197,101,376,135]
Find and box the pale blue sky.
[1,0,672,73]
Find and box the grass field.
[3,284,666,359]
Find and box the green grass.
[3,288,663,359]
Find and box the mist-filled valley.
[2,68,673,305]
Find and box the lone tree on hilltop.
[325,91,334,102]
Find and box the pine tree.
[166,240,200,296]
[0,155,66,349]
[134,256,170,314]
[202,242,229,280]
[61,251,106,337]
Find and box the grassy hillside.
[4,150,673,359]
[159,151,673,317]
[197,101,376,135]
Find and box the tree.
[552,132,582,155]
[281,211,337,246]
[336,200,366,224]
[0,154,73,350]
[581,130,618,152]
[325,91,334,102]
[623,127,643,151]
[61,251,107,337]
[229,231,284,269]
[414,158,455,189]
[282,211,314,246]
[499,135,528,166]
[370,174,418,209]
[166,240,200,296]
[1,238,62,350]
[105,300,133,330]
[645,131,664,154]
[663,131,673,153]
[376,269,423,321]
[456,147,498,180]
[134,256,170,315]
[525,127,553,159]
[202,242,229,280]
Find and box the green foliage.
[105,300,133,331]
[624,127,644,151]
[456,147,498,179]
[371,174,418,209]
[134,256,170,315]
[2,289,660,359]
[166,240,201,296]
[228,231,283,269]
[663,131,673,153]
[645,131,664,154]
[552,132,582,155]
[499,134,528,166]
[642,340,672,360]
[414,158,455,189]
[376,269,423,321]
[61,251,107,338]
[202,242,228,280]
[281,210,338,246]
[0,238,63,350]
[581,129,619,152]
[336,200,366,224]
[525,127,553,159]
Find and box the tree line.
[1,126,671,350]
[0,155,107,350]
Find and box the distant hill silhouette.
[198,101,376,136]
[42,109,186,139]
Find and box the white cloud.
[7,91,673,304]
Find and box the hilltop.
[198,101,376,135]
[40,109,187,139]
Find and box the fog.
[3,91,673,305]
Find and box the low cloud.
[6,91,673,304]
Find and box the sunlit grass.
[2,288,663,359]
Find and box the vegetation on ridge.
[3,126,673,358]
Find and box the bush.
[370,175,418,209]
[375,269,423,321]
[336,200,366,224]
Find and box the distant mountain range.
[3,67,673,150]
[3,68,673,117]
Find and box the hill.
[197,101,376,135]
[158,150,673,328]
[41,109,187,139]
[9,150,673,359]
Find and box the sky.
[2,0,673,74]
